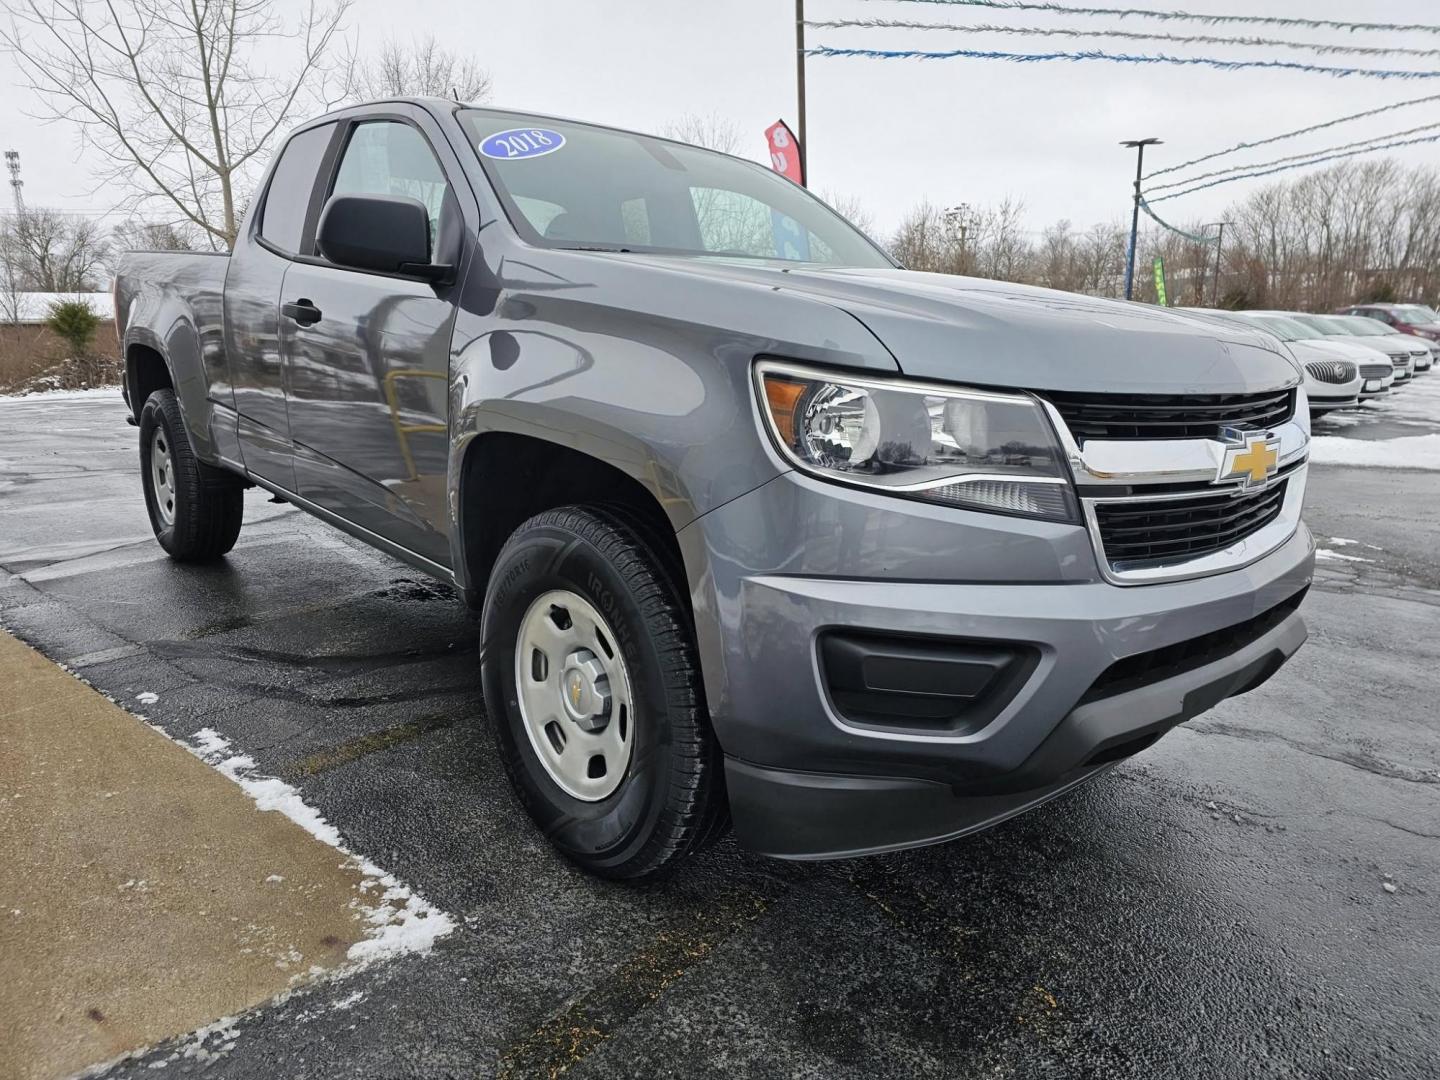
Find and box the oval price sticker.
[479,128,566,161]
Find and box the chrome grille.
[1042,389,1293,441]
[1359,362,1391,379]
[1304,359,1355,384]
[1094,481,1289,569]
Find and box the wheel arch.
[125,339,174,421]
[455,431,689,612]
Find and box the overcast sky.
[4,0,1440,240]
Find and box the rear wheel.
[480,506,728,879]
[138,389,244,562]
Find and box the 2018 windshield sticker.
[480,128,565,160]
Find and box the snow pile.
[0,385,120,403]
[182,727,454,965]
[1309,433,1440,470]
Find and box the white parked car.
[1283,312,1415,383]
[1179,309,1365,413]
[1331,314,1432,373]
[1228,312,1394,399]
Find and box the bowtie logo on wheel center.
[560,649,611,732]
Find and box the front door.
[280,115,459,568]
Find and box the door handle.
[282,299,322,327]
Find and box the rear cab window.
[258,123,336,254]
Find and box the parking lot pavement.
[1,387,1437,1079]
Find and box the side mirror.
[316,193,450,282]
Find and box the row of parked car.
[1180,302,1437,417]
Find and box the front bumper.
[684,470,1315,859]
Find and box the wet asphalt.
[1,389,1437,1080]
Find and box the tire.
[480,506,729,879]
[138,389,244,562]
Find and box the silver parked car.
[1181,310,1363,414]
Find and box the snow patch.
[135,691,159,704]
[1309,433,1440,470]
[1316,548,1373,564]
[180,728,454,965]
[0,385,120,403]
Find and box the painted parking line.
[0,631,452,1080]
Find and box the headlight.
[755,361,1077,522]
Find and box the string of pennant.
[807,19,1440,62]
[860,0,1440,36]
[1145,93,1440,179]
[805,44,1440,81]
[1138,198,1217,243]
[1146,121,1440,194]
[808,1,1440,205]
[1146,130,1440,203]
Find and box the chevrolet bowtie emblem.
[1217,430,1280,490]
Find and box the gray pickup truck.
[115,99,1315,879]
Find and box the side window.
[259,123,335,254]
[331,121,449,248]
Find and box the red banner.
[765,120,804,186]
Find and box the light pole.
[1207,221,1227,307]
[943,204,974,272]
[1121,137,1161,301]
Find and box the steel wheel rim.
[150,427,176,527]
[514,589,635,802]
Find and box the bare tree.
[0,223,26,324]
[346,34,491,103]
[2,208,109,292]
[110,218,203,253]
[821,191,877,240]
[972,198,1033,282]
[661,113,742,155]
[889,201,948,271]
[2,0,350,249]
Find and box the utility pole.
[795,0,808,185]
[944,204,974,272]
[1120,137,1161,301]
[4,151,22,212]
[1211,221,1227,307]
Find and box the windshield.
[1235,314,1308,341]
[1340,315,1396,336]
[459,110,893,268]
[1397,304,1440,322]
[1289,314,1347,336]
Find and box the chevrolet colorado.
[114,99,1315,879]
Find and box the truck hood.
[591,255,1299,394]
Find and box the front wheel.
[480,506,728,879]
[138,389,244,561]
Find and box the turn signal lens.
[763,374,808,447]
